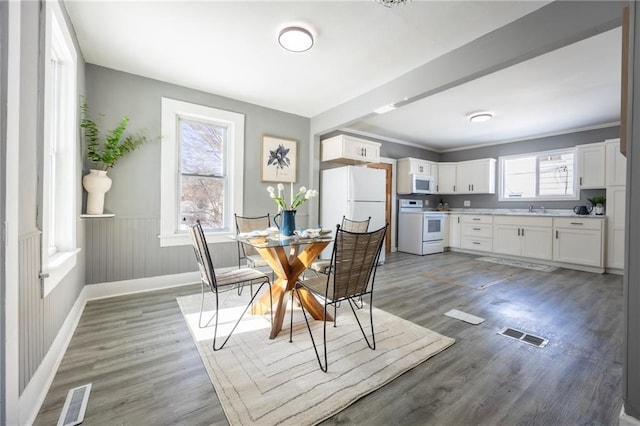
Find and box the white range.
[398,199,445,255]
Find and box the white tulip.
[299,186,307,193]
[277,183,285,191]
[267,186,275,194]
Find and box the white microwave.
[410,174,436,194]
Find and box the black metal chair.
[234,213,272,294]
[307,216,371,275]
[188,221,272,351]
[292,223,387,372]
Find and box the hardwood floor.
[34,251,623,425]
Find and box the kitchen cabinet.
[448,213,461,248]
[321,134,381,164]
[577,142,606,189]
[438,163,457,193]
[460,215,493,252]
[605,139,626,186]
[397,158,437,194]
[397,157,436,175]
[606,185,626,270]
[456,158,496,194]
[552,217,604,268]
[493,216,553,261]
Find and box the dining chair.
[235,213,272,294]
[307,216,371,275]
[292,223,387,372]
[188,220,272,351]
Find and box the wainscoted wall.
[84,217,237,284]
[18,221,86,395]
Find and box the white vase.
[83,169,112,215]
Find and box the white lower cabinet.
[493,216,553,261]
[448,214,461,248]
[606,185,626,270]
[460,215,493,252]
[552,217,604,267]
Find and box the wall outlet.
[464,200,471,207]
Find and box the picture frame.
[261,135,297,183]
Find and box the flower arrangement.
[267,183,318,211]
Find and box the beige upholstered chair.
[293,223,387,372]
[188,221,272,351]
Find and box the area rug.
[177,292,454,426]
[421,260,519,290]
[476,256,558,272]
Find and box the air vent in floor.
[57,383,92,426]
[498,327,548,348]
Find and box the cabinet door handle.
[472,241,480,245]
[436,185,439,192]
[473,227,481,231]
[472,218,481,221]
[517,228,521,236]
[453,185,456,192]
[521,228,524,236]
[579,177,583,185]
[556,230,559,239]
[457,217,460,223]
[570,222,583,225]
[471,184,474,191]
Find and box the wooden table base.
[252,241,332,339]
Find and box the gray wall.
[625,2,640,419]
[405,126,619,209]
[83,65,310,283]
[17,0,87,397]
[0,0,7,422]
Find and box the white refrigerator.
[320,166,386,263]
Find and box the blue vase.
[274,210,296,236]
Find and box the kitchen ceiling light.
[278,27,314,52]
[374,104,397,114]
[468,112,494,123]
[375,0,411,7]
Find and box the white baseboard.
[84,271,201,301]
[621,405,640,426]
[19,286,88,426]
[19,270,215,425]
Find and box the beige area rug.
[177,292,454,426]
[421,259,521,290]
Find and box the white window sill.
[43,248,80,297]
[159,231,236,247]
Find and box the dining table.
[234,231,334,339]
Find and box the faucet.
[529,205,534,213]
[541,206,546,214]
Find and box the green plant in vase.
[80,103,153,214]
[587,196,606,215]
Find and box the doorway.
[367,162,392,254]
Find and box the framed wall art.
[261,135,297,183]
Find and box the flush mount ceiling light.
[468,112,494,123]
[374,103,397,114]
[375,0,411,7]
[278,26,314,52]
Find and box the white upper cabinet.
[321,134,381,164]
[605,138,626,186]
[577,142,606,189]
[437,163,457,194]
[397,157,438,194]
[456,158,496,194]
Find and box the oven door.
[423,215,443,241]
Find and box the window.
[41,0,79,296]
[499,148,577,201]
[160,98,244,247]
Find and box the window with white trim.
[499,148,578,201]
[41,0,78,297]
[160,98,244,247]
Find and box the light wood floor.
[34,251,623,425]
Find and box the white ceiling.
[65,0,621,152]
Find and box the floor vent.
[57,383,92,426]
[498,327,548,348]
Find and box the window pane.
[180,175,224,230]
[538,153,574,196]
[503,156,536,198]
[180,119,224,176]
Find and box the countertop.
[428,208,606,218]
